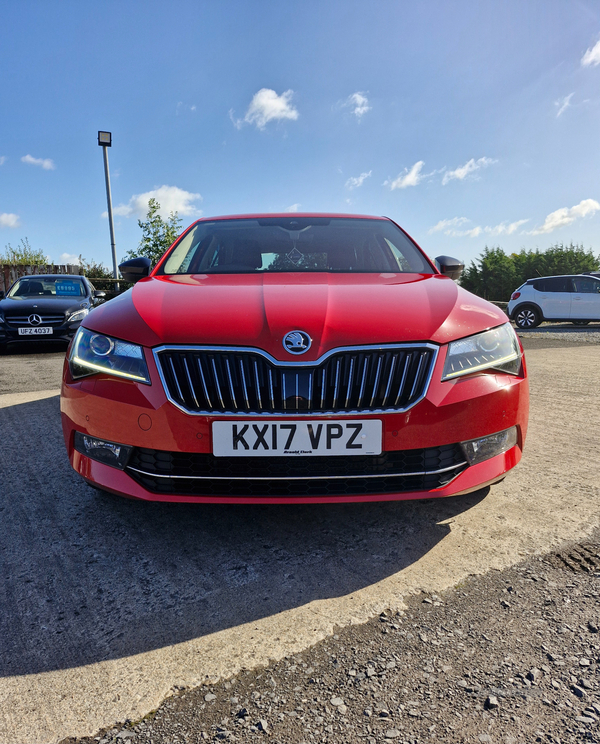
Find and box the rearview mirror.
[93,290,106,299]
[118,257,152,283]
[434,255,464,281]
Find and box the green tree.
[0,237,48,265]
[459,246,517,300]
[125,198,182,266]
[77,254,114,279]
[460,242,600,301]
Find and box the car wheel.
[572,320,590,325]
[0,344,6,355]
[514,306,541,329]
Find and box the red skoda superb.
[61,214,529,503]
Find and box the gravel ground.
[61,535,600,744]
[516,324,600,350]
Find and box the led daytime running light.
[71,356,150,382]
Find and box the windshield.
[159,217,434,275]
[8,276,87,298]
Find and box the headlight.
[442,323,521,381]
[67,308,89,323]
[69,327,151,384]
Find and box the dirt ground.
[61,536,600,744]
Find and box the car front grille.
[125,443,467,497]
[5,313,65,328]
[154,344,438,415]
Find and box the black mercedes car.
[0,274,105,352]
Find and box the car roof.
[192,212,389,223]
[14,274,85,280]
[526,274,600,282]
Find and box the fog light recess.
[74,431,132,469]
[461,427,518,466]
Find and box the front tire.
[514,306,541,329]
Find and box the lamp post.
[98,131,119,291]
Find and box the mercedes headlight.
[67,308,89,323]
[442,323,521,381]
[69,327,151,384]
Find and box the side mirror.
[0,291,4,299]
[434,255,464,281]
[118,257,152,283]
[93,290,106,299]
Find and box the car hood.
[0,296,87,315]
[83,273,506,360]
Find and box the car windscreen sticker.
[56,281,80,296]
[286,248,304,265]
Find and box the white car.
[508,274,600,328]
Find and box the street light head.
[98,131,112,147]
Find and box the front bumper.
[0,322,82,345]
[60,344,529,503]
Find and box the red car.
[60,214,529,503]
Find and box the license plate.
[18,327,53,336]
[212,419,382,457]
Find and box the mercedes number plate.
[18,327,53,335]
[212,419,382,457]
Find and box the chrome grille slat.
[409,353,427,400]
[369,355,383,407]
[382,354,397,407]
[182,358,199,408]
[168,358,185,401]
[357,356,369,407]
[345,357,355,408]
[282,372,287,410]
[332,359,341,408]
[394,353,411,406]
[224,358,237,409]
[197,358,213,409]
[268,369,275,408]
[210,357,225,408]
[239,358,250,408]
[253,360,262,410]
[155,344,437,416]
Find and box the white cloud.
[108,185,203,220]
[449,226,483,238]
[529,199,600,235]
[484,219,529,236]
[428,217,469,234]
[582,39,600,67]
[385,161,425,190]
[176,102,197,115]
[345,170,372,190]
[285,203,301,212]
[231,88,299,130]
[429,217,528,238]
[21,154,55,170]
[555,93,574,118]
[0,213,20,228]
[442,157,497,185]
[0,156,6,166]
[59,253,81,265]
[344,92,371,119]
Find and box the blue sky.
[1,0,600,271]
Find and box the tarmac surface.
[0,325,599,742]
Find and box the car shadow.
[0,395,488,677]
